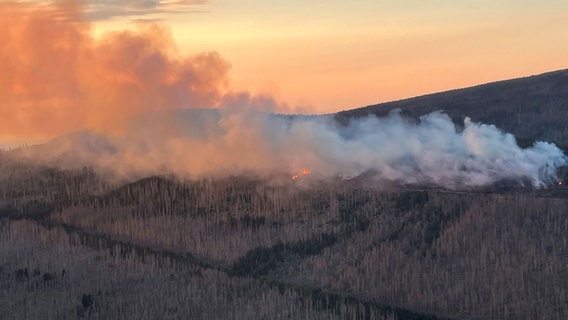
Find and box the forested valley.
[1,155,567,320]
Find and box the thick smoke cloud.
[17,109,566,189]
[0,1,229,141]
[2,1,566,189]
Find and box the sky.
[109,0,568,111]
[1,0,568,146]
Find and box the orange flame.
[291,168,311,180]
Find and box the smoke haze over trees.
[9,108,566,189]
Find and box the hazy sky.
[94,0,568,111]
[1,0,567,146]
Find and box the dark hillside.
[3,69,568,319]
[336,69,568,149]
[3,167,567,319]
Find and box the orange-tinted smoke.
[0,1,230,141]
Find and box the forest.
[1,154,567,320]
[2,70,568,319]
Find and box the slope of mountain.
[336,69,568,149]
[2,70,568,320]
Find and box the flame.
[291,168,311,180]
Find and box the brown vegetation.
[1,159,567,319]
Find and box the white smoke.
[13,108,567,189]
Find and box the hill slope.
[336,69,568,149]
[2,70,568,320]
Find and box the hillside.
[1,165,567,319]
[336,69,568,149]
[2,70,568,320]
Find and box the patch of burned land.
[1,167,568,319]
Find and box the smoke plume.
[13,109,566,189]
[0,1,230,141]
[2,1,566,189]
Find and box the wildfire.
[292,168,311,180]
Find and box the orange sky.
[2,0,568,146]
[164,1,568,112]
